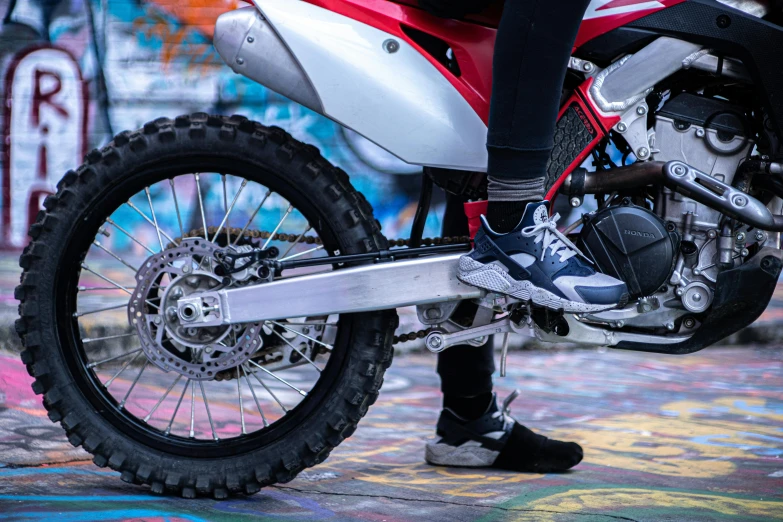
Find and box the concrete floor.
[1,346,782,521]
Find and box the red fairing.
[304,1,686,123]
[303,0,496,123]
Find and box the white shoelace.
[520,213,586,263]
[490,390,520,430]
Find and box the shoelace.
[490,389,521,430]
[521,213,587,263]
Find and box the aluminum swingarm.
[177,253,483,326]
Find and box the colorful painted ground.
[1,346,782,521]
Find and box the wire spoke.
[104,351,143,388]
[87,348,142,369]
[165,378,190,436]
[241,365,269,427]
[145,187,165,251]
[232,189,272,247]
[119,361,148,408]
[106,218,154,254]
[236,367,246,434]
[212,178,247,243]
[75,301,129,318]
[223,175,230,246]
[270,329,321,373]
[81,264,133,295]
[189,381,196,438]
[199,380,219,441]
[262,205,294,250]
[144,374,183,422]
[247,359,307,396]
[279,245,324,262]
[270,321,333,352]
[80,264,159,309]
[170,179,185,243]
[248,365,288,414]
[194,173,209,241]
[280,225,312,259]
[126,200,176,246]
[92,240,137,272]
[82,332,137,344]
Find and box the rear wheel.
[15,114,398,497]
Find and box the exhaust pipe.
[213,7,323,113]
[561,160,783,231]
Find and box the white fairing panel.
[253,0,489,171]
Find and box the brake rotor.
[129,237,264,381]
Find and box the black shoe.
[425,391,584,472]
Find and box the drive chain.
[170,227,469,249]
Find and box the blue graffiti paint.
[0,509,208,521]
[214,491,335,519]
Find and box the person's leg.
[457,0,629,313]
[430,195,583,472]
[438,193,496,417]
[485,0,592,233]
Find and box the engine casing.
[580,203,679,299]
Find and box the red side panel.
[303,0,496,123]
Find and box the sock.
[443,392,493,420]
[494,423,584,473]
[486,175,546,233]
[487,201,528,234]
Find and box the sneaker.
[458,201,628,313]
[425,391,584,472]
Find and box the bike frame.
[200,0,783,354]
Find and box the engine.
[578,93,760,332]
[580,202,679,299]
[652,93,758,306]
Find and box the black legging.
[487,0,592,181]
[438,193,496,396]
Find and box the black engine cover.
[579,204,678,298]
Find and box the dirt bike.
[15,0,783,498]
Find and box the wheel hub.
[129,238,264,380]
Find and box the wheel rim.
[56,162,356,457]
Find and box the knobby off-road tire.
[15,113,399,498]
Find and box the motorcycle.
[16,0,783,497]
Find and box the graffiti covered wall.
[0,0,442,249]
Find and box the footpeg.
[424,318,535,354]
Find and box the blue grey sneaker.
[458,201,628,313]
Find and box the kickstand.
[500,332,510,377]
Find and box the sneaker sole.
[425,441,499,468]
[457,256,618,313]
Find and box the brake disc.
[129,237,264,381]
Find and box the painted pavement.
[1,347,782,521]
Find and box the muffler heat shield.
[213,7,322,112]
